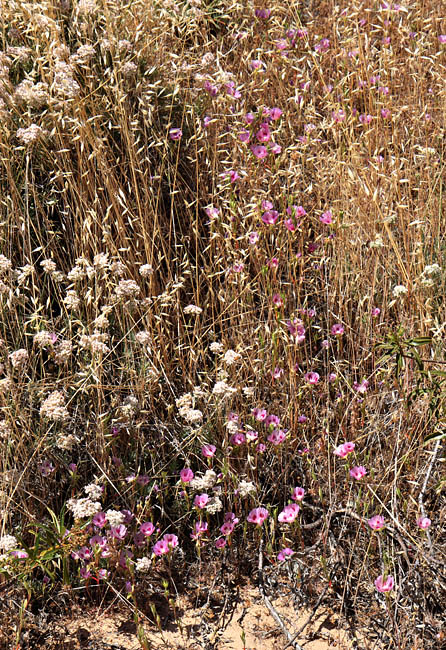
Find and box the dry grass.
[0,1,445,648]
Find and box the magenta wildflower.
[261,209,279,225]
[368,515,385,530]
[320,210,333,224]
[194,493,209,509]
[180,468,194,483]
[417,517,431,529]
[250,60,264,71]
[215,537,226,549]
[315,38,330,52]
[271,367,283,379]
[230,432,246,446]
[245,112,255,123]
[439,35,446,44]
[277,547,294,561]
[248,231,260,245]
[246,430,258,442]
[270,107,283,120]
[169,128,182,140]
[353,379,369,393]
[278,503,300,523]
[92,512,107,528]
[270,142,282,154]
[268,429,287,445]
[110,524,127,540]
[191,520,208,540]
[251,145,268,159]
[247,507,269,525]
[239,130,250,143]
[152,539,169,556]
[202,444,216,458]
[256,123,271,142]
[284,218,296,231]
[220,521,235,536]
[140,522,155,537]
[291,487,305,501]
[272,293,283,307]
[372,307,381,317]
[381,108,391,119]
[252,407,268,421]
[350,466,367,480]
[80,567,91,579]
[164,533,179,549]
[331,323,344,336]
[374,575,394,593]
[255,8,271,19]
[305,371,320,385]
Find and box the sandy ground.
[58,588,354,650]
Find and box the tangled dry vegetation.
[0,0,445,648]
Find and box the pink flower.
[267,257,279,268]
[191,521,208,540]
[247,507,269,525]
[180,468,194,483]
[251,145,268,159]
[271,367,283,379]
[248,231,260,245]
[39,460,55,476]
[372,307,381,317]
[252,407,268,421]
[353,379,369,393]
[10,549,28,559]
[287,205,306,217]
[92,512,107,528]
[257,443,266,453]
[245,112,255,123]
[194,493,209,509]
[417,517,431,529]
[152,539,169,556]
[169,128,182,140]
[140,522,155,537]
[268,429,287,445]
[239,130,250,143]
[270,142,282,154]
[368,515,385,530]
[228,170,239,183]
[359,114,373,124]
[350,466,367,480]
[110,524,127,540]
[164,533,179,549]
[277,547,294,561]
[332,110,345,123]
[320,210,333,224]
[256,123,271,142]
[80,567,91,579]
[284,218,296,231]
[305,371,320,385]
[374,575,394,593]
[265,414,280,426]
[270,107,282,120]
[331,323,344,336]
[205,206,219,220]
[246,430,258,442]
[220,521,235,536]
[439,35,446,44]
[315,38,330,52]
[202,444,216,458]
[250,60,264,71]
[278,503,300,523]
[255,8,271,19]
[261,209,279,225]
[287,319,305,342]
[215,537,226,548]
[230,432,246,446]
[272,293,283,307]
[329,372,337,382]
[291,487,305,501]
[381,108,391,119]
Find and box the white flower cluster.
[0,420,12,440]
[9,349,29,369]
[84,483,103,500]
[64,290,81,310]
[14,79,49,108]
[212,380,237,398]
[420,263,441,288]
[105,509,125,526]
[33,331,54,347]
[139,264,154,277]
[190,470,217,491]
[79,331,110,355]
[238,480,256,497]
[40,391,69,422]
[16,124,47,145]
[114,279,140,299]
[223,349,241,365]
[0,535,17,552]
[183,304,203,314]
[67,497,101,519]
[209,341,224,353]
[392,285,408,298]
[206,496,223,514]
[135,556,151,573]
